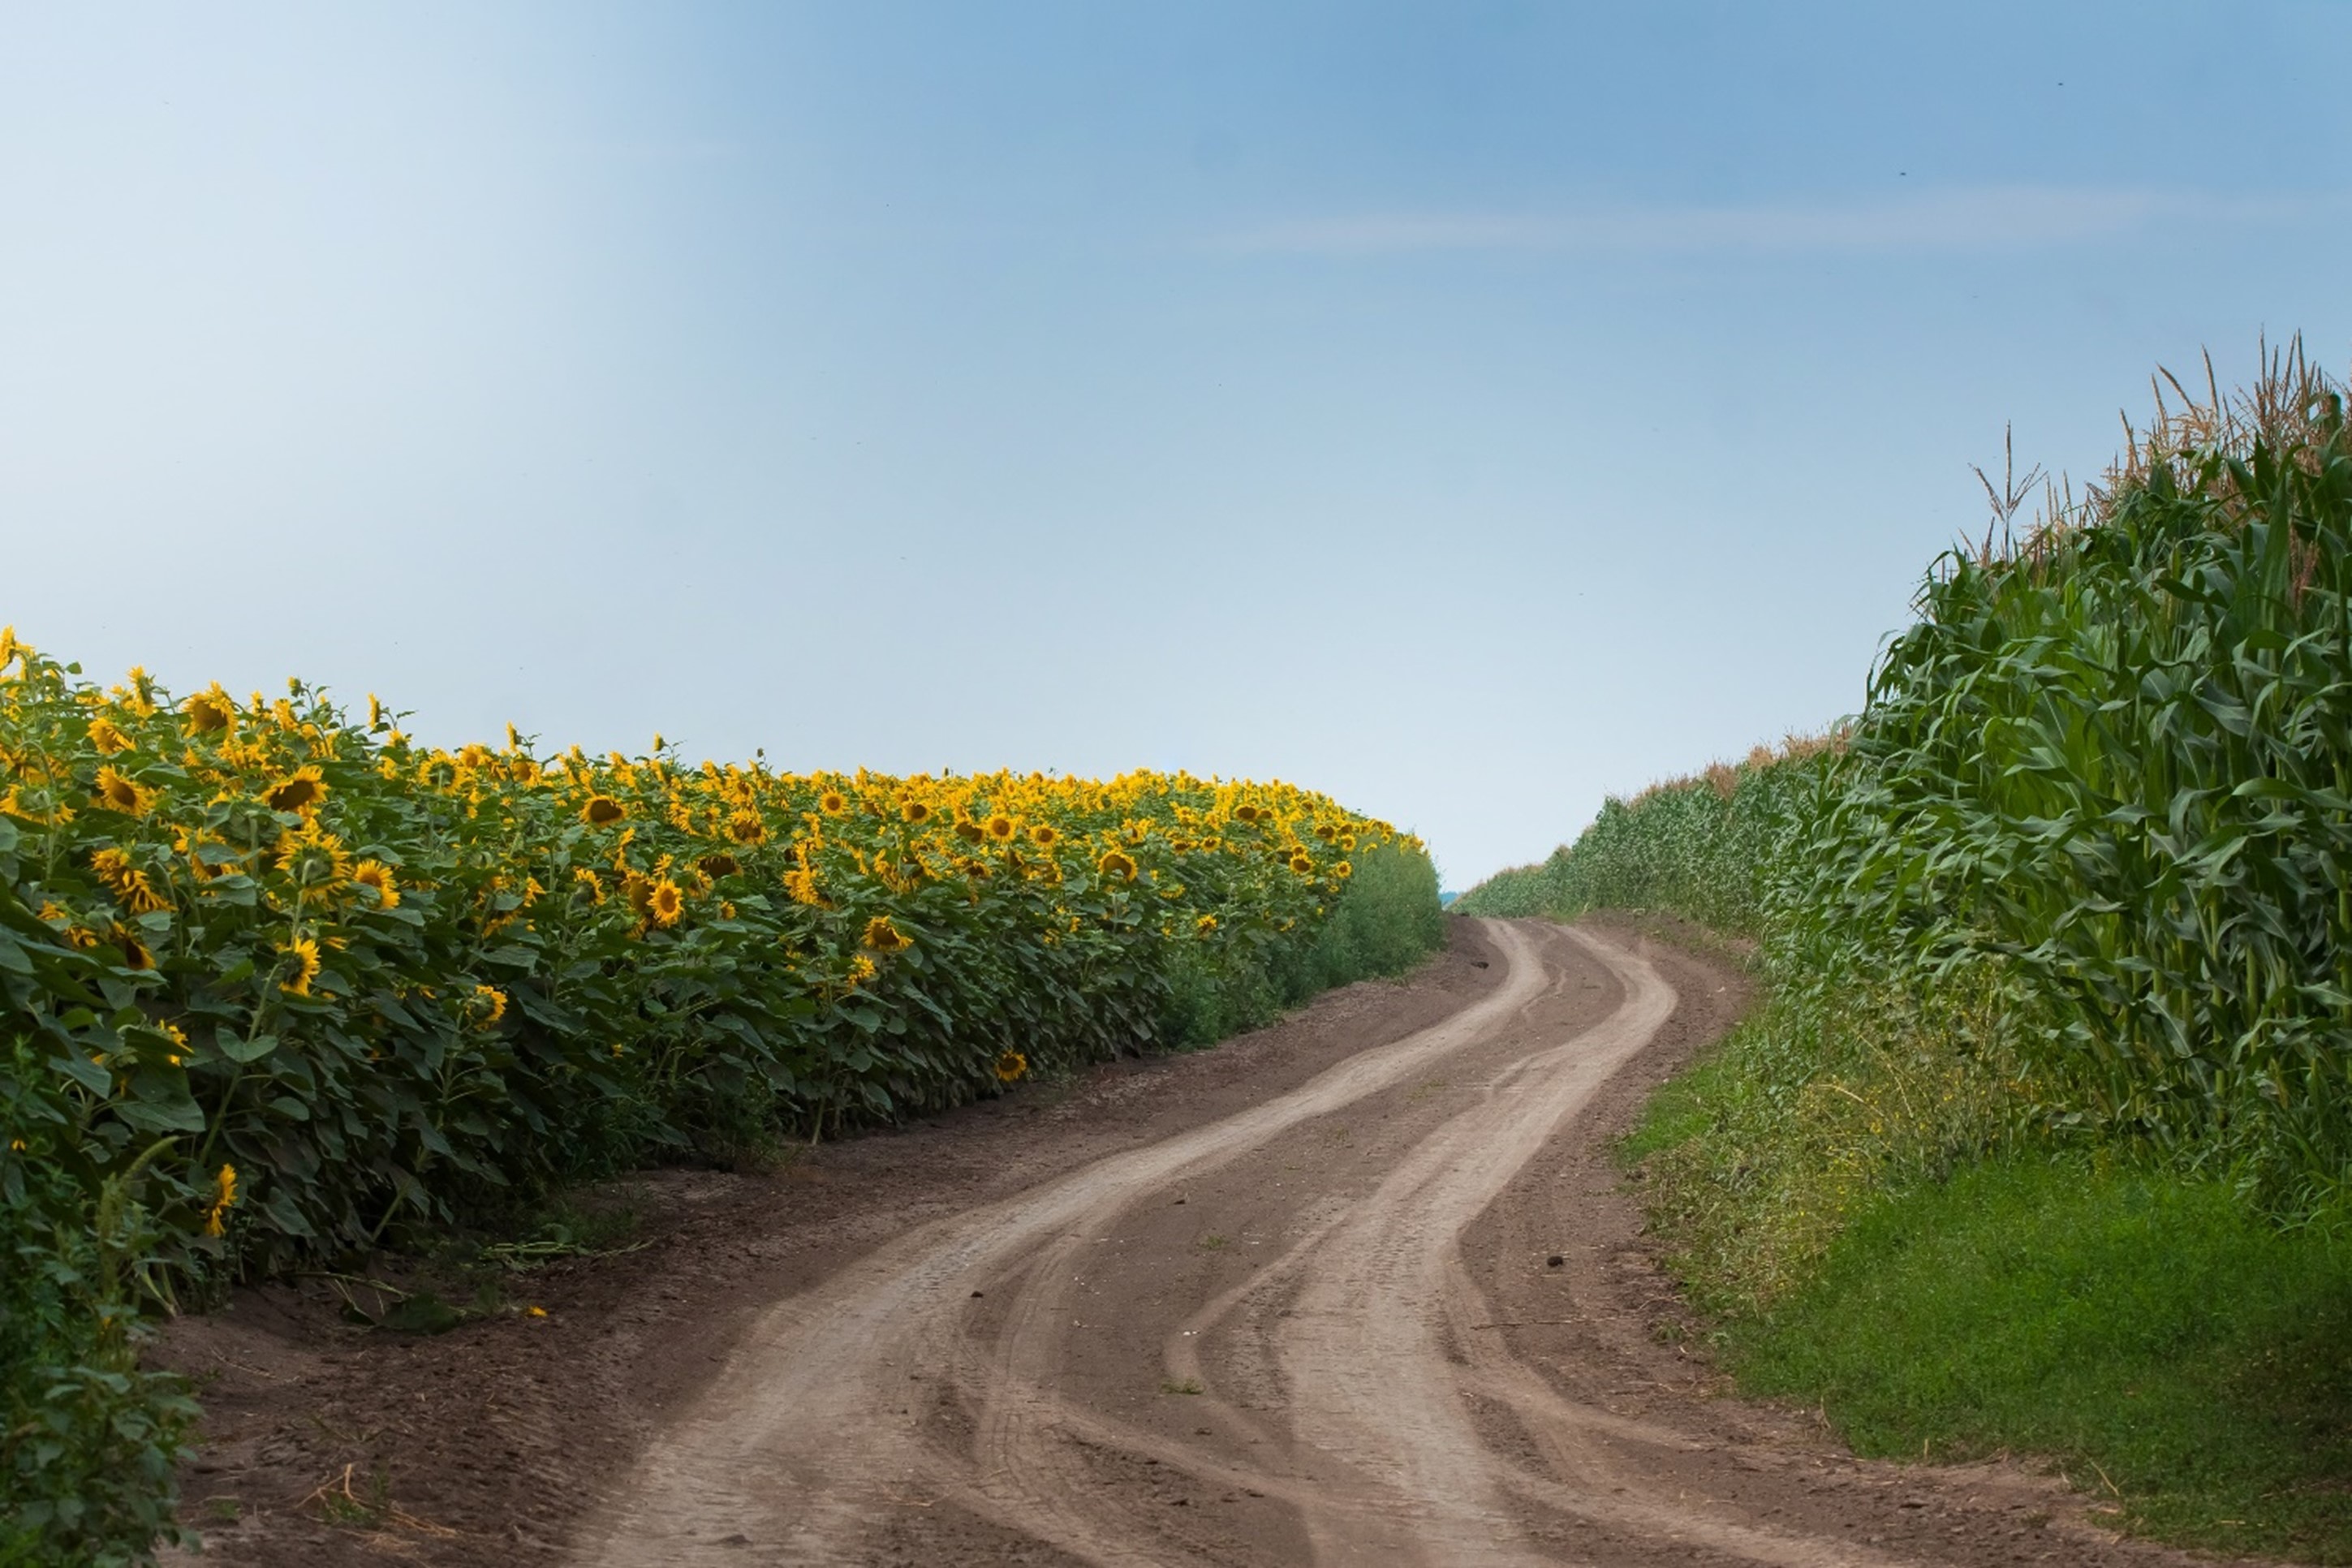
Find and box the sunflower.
[1332,860,1353,880]
[993,1049,1029,1084]
[861,915,911,953]
[264,765,327,815]
[1195,913,1218,934]
[88,846,169,912]
[845,953,877,989]
[281,937,322,997]
[984,813,1017,843]
[1096,848,1138,882]
[203,1163,239,1238]
[1233,803,1260,824]
[87,716,133,755]
[573,867,607,905]
[819,790,848,816]
[182,687,235,734]
[111,926,153,971]
[1290,853,1314,875]
[93,765,153,816]
[351,859,400,909]
[1029,824,1059,847]
[727,808,768,845]
[648,877,686,928]
[580,794,627,825]
[275,825,351,889]
[900,798,933,825]
[473,984,508,1028]
[698,852,741,881]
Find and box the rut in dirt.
[568,920,2207,1568]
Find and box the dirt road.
[562,921,2197,1568]
[170,917,2206,1566]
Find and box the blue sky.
[4,3,2348,885]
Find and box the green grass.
[1725,1154,2352,1561]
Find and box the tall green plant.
[1823,350,2352,1195]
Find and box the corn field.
[1467,343,2352,1202]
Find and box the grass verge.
[1623,973,2352,1563]
[1727,1154,2352,1562]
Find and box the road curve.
[566,920,2186,1568]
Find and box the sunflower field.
[0,632,1440,1561]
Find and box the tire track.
[571,921,2197,1568]
[571,921,1553,1566]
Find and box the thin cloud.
[1209,187,2343,257]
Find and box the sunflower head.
[819,790,848,816]
[182,687,235,735]
[264,766,327,816]
[275,825,351,889]
[352,859,400,908]
[860,915,911,953]
[727,809,768,845]
[1290,853,1314,875]
[88,716,133,756]
[1096,849,1138,882]
[472,984,508,1028]
[993,1049,1029,1084]
[93,765,153,816]
[581,794,627,826]
[648,877,686,928]
[203,1163,239,1237]
[1195,913,1218,934]
[985,813,1017,842]
[111,926,153,971]
[281,937,322,997]
[1332,860,1353,881]
[1028,824,1058,848]
[900,798,932,825]
[954,819,984,843]
[1233,804,1260,825]
[698,852,741,881]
